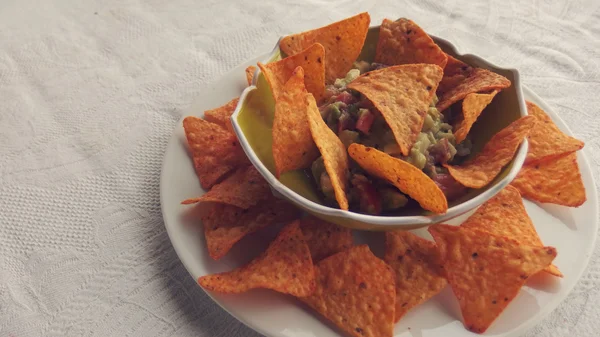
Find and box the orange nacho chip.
[444,115,536,189]
[429,224,556,333]
[182,116,249,189]
[181,165,270,209]
[375,18,448,69]
[307,97,349,210]
[348,144,448,214]
[384,231,447,322]
[454,90,498,144]
[245,65,256,85]
[300,216,353,262]
[272,67,320,177]
[511,153,586,207]
[437,54,473,95]
[280,12,370,84]
[436,68,511,113]
[258,43,325,102]
[199,220,315,296]
[525,101,584,164]
[199,196,300,260]
[203,97,240,130]
[300,245,395,337]
[461,185,562,277]
[347,64,443,156]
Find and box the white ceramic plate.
[160,53,598,337]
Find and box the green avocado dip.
[310,61,472,215]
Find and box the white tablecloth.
[1,1,599,336]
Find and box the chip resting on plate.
[525,101,584,164]
[437,54,474,95]
[203,97,240,130]
[306,96,350,210]
[182,116,249,189]
[375,18,447,69]
[347,64,443,156]
[453,90,498,144]
[300,245,395,337]
[198,220,315,296]
[511,152,586,207]
[199,195,300,260]
[299,216,353,262]
[348,144,448,214]
[258,43,325,102]
[444,115,536,189]
[272,67,320,177]
[461,185,562,276]
[279,12,370,84]
[245,65,256,85]
[428,224,556,333]
[436,68,511,113]
[181,165,270,209]
[384,231,447,322]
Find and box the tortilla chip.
[280,12,370,84]
[525,101,584,164]
[384,231,447,322]
[454,90,498,144]
[272,67,320,177]
[182,116,249,189]
[436,68,511,113]
[347,64,443,156]
[203,98,239,130]
[200,195,300,260]
[375,18,447,69]
[258,43,325,102]
[300,216,353,262]
[511,153,586,207]
[199,220,315,296]
[429,224,556,333]
[461,185,562,277]
[306,97,349,210]
[246,65,256,85]
[437,54,473,95]
[348,144,448,214]
[300,245,395,337]
[444,115,536,189]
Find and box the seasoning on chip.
[428,224,556,333]
[525,101,584,164]
[375,18,448,69]
[444,115,536,189]
[300,216,353,262]
[436,68,511,113]
[348,144,448,214]
[384,231,447,322]
[300,245,395,337]
[279,12,370,84]
[199,220,315,296]
[511,153,586,207]
[181,165,270,209]
[461,185,562,277]
[454,90,498,144]
[203,97,239,131]
[347,64,443,156]
[437,54,473,95]
[246,65,257,85]
[272,67,320,177]
[258,43,326,102]
[183,116,249,189]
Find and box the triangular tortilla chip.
[511,152,586,207]
[182,116,249,189]
[384,231,447,322]
[429,224,556,333]
[454,90,498,144]
[375,18,447,69]
[436,68,511,113]
[198,220,315,296]
[525,101,584,164]
[280,12,370,84]
[444,115,536,189]
[203,97,239,130]
[272,67,320,177]
[347,64,443,156]
[461,185,562,276]
[437,54,473,95]
[245,65,256,85]
[300,245,395,337]
[300,216,353,262]
[258,43,325,102]
[348,144,448,214]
